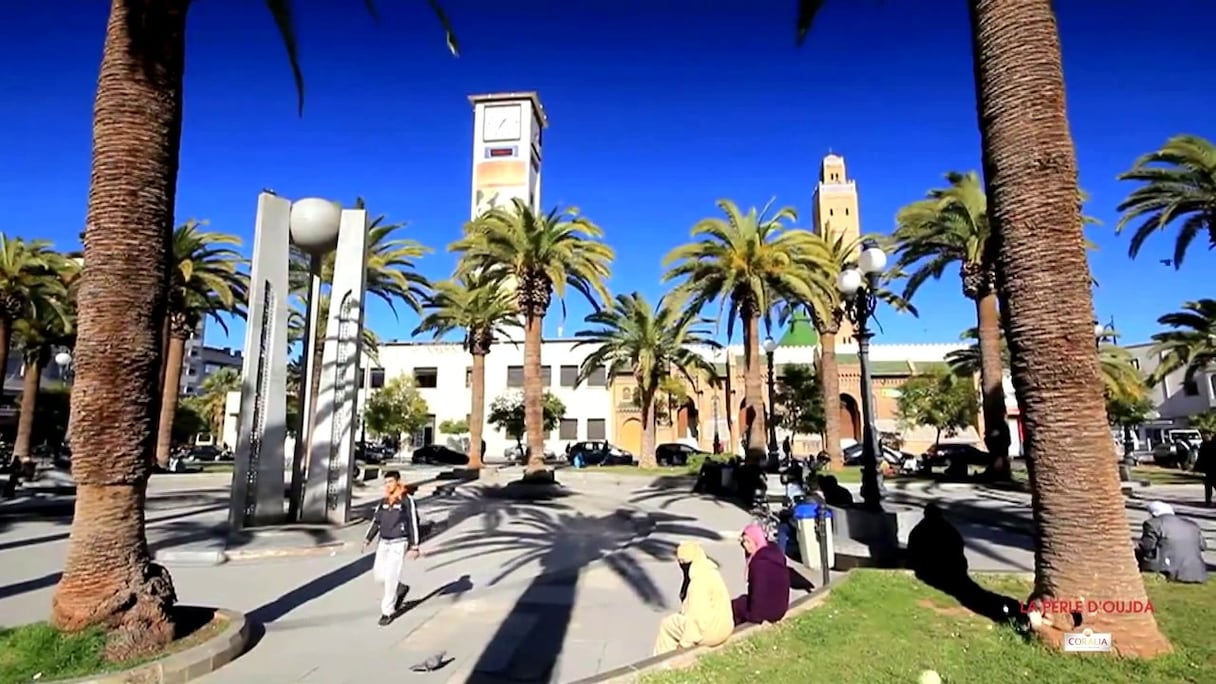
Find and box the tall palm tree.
[188,367,241,439]
[414,271,521,470]
[893,171,1012,476]
[54,4,454,651]
[451,199,613,473]
[573,292,718,468]
[1116,135,1216,269]
[798,0,1170,655]
[12,264,79,461]
[1147,299,1216,387]
[0,236,72,387]
[663,200,832,457]
[154,222,247,468]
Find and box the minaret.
[812,153,861,344]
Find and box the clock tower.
[468,91,547,219]
[812,153,861,344]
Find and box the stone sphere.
[289,198,342,254]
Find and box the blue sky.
[1,1,1212,352]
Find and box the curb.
[51,607,250,684]
[574,570,856,683]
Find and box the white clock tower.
[468,91,547,219]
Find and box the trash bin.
[793,501,835,571]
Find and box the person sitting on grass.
[653,542,733,655]
[817,475,854,508]
[1137,501,1207,584]
[731,524,790,626]
[907,503,968,590]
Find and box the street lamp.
[838,242,888,511]
[712,394,722,454]
[287,198,342,521]
[763,336,779,457]
[54,351,73,378]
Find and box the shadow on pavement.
[0,570,62,600]
[627,475,736,512]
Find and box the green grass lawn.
[1131,466,1203,486]
[0,623,109,683]
[644,570,1216,684]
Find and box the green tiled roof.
[834,353,912,376]
[779,311,820,347]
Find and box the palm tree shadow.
[627,474,735,511]
[426,498,721,682]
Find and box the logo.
[1064,628,1111,652]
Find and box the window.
[541,365,552,386]
[586,366,607,387]
[465,367,473,388]
[369,368,385,389]
[559,418,578,440]
[829,209,834,216]
[621,387,633,404]
[1131,358,1140,370]
[414,367,438,388]
[844,208,850,216]
[1184,380,1199,396]
[587,419,606,440]
[560,365,579,387]
[507,366,524,388]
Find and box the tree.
[414,270,520,470]
[439,419,469,435]
[362,376,430,443]
[487,391,566,453]
[12,260,78,461]
[1189,410,1216,435]
[896,371,978,447]
[451,200,612,473]
[664,199,833,459]
[1147,299,1216,388]
[171,402,207,446]
[1105,390,1154,432]
[774,363,825,440]
[155,222,247,468]
[0,236,73,397]
[1116,135,1216,269]
[186,367,240,439]
[574,292,718,468]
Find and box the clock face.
[483,104,522,142]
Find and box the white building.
[1123,341,1216,446]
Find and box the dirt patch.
[916,598,976,620]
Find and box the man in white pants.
[362,470,423,625]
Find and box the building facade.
[1124,341,1216,446]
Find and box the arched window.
[622,387,633,404]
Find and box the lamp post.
[712,395,722,454]
[837,242,888,511]
[763,336,779,456]
[55,351,73,446]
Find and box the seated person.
[731,524,790,626]
[654,542,733,655]
[1137,501,1207,584]
[818,475,854,507]
[906,503,968,589]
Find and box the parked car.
[503,444,557,464]
[920,443,991,470]
[568,440,636,466]
[188,445,226,462]
[357,442,394,464]
[1152,435,1201,469]
[655,442,698,467]
[411,444,469,466]
[841,442,907,468]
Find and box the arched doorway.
[620,417,643,454]
[839,394,860,443]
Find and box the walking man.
[362,470,423,625]
[1196,430,1216,507]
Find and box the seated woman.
[653,542,734,655]
[1137,501,1208,583]
[731,524,790,626]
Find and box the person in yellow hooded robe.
[653,541,734,655]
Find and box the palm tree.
[663,200,832,458]
[573,292,718,468]
[451,199,613,473]
[414,271,521,470]
[892,171,1012,476]
[188,367,240,439]
[289,199,430,443]
[0,236,72,387]
[54,5,454,651]
[798,0,1170,655]
[154,222,247,468]
[1147,299,1216,387]
[1116,135,1216,268]
[12,264,79,461]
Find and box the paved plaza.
[3,469,1215,683]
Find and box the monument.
[230,193,368,529]
[468,91,547,217]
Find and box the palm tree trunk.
[522,314,545,473]
[742,310,766,458]
[819,332,843,469]
[975,292,1011,477]
[306,324,324,449]
[14,354,45,460]
[51,0,185,659]
[468,351,487,470]
[154,335,186,467]
[969,0,1169,656]
[638,385,658,469]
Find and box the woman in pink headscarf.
[731,523,790,625]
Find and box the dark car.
[842,442,906,467]
[655,442,697,467]
[188,445,225,462]
[357,442,394,464]
[568,440,635,466]
[921,443,991,469]
[411,444,469,466]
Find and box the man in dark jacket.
[1196,431,1216,506]
[1137,501,1207,584]
[362,471,424,624]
